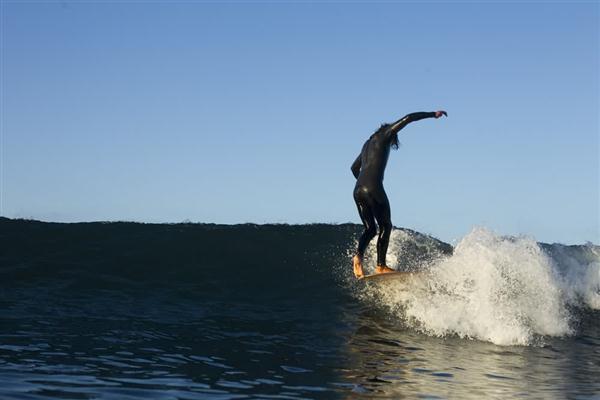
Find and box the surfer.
[351,110,447,278]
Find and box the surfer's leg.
[356,201,377,258]
[353,196,376,278]
[373,193,395,274]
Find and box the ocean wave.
[1,218,597,347]
[360,227,600,346]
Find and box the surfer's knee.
[379,222,392,237]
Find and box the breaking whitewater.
[356,227,599,346]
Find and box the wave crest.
[362,227,600,346]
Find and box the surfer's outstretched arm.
[351,154,361,179]
[386,110,447,137]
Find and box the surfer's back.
[356,131,392,188]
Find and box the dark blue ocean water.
[0,218,598,399]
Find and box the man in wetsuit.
[351,110,447,278]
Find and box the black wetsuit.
[351,112,437,266]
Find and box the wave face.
[1,218,598,348]
[0,218,449,292]
[360,227,600,346]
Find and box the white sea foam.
[361,227,600,346]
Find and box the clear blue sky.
[1,1,598,244]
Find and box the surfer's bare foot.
[375,265,395,274]
[353,255,364,279]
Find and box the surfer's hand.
[435,110,447,118]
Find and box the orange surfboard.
[359,271,415,282]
